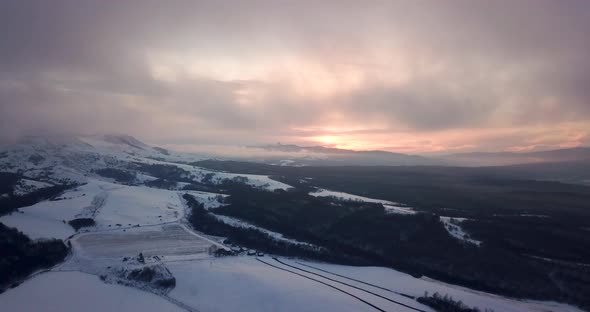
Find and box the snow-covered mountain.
[0,134,586,312]
[0,134,196,182]
[0,134,288,190]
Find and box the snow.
[310,188,416,214]
[167,256,584,312]
[213,171,292,190]
[13,178,53,195]
[183,190,227,209]
[0,134,291,194]
[211,213,315,247]
[92,184,183,229]
[0,211,75,240]
[0,182,105,239]
[0,271,185,312]
[72,224,212,260]
[168,256,405,312]
[0,134,584,312]
[310,188,393,205]
[137,157,292,191]
[0,179,187,239]
[292,260,584,312]
[135,173,158,184]
[440,217,481,246]
[383,204,417,215]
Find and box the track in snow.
[294,260,414,298]
[273,258,427,312]
[256,258,387,312]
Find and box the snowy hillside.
[0,134,586,312]
[0,134,290,190]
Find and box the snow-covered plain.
[92,184,183,228]
[285,259,584,312]
[0,179,189,240]
[73,224,212,259]
[165,256,585,312]
[168,256,423,312]
[0,182,108,239]
[0,271,185,312]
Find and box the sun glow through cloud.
[2,1,590,154]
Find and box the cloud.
[1,0,589,152]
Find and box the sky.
[1,0,589,154]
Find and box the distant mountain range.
[250,144,439,166]
[5,134,589,168]
[250,143,590,167]
[442,147,590,166]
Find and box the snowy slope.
[310,188,416,214]
[440,217,481,246]
[211,214,315,246]
[0,134,290,191]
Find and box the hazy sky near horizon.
[1,0,589,154]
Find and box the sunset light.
[2,2,590,311]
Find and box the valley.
[0,135,588,312]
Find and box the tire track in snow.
[294,260,414,298]
[273,258,427,312]
[256,258,387,312]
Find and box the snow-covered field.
[168,256,425,312]
[0,182,106,239]
[0,179,189,240]
[165,256,584,312]
[0,271,185,312]
[92,184,183,228]
[1,254,584,312]
[73,224,212,259]
[285,259,584,312]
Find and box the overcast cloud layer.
[1,0,589,153]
